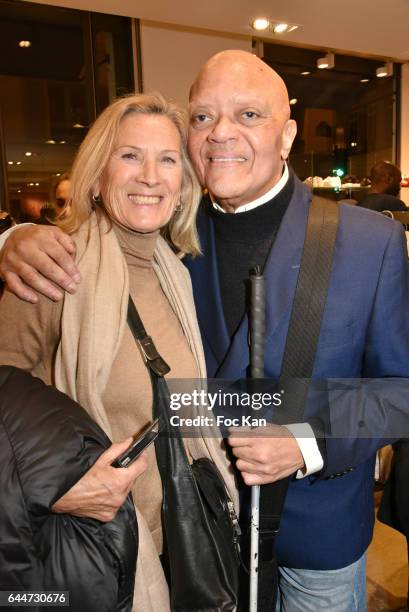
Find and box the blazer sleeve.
[316,221,409,477]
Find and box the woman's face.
[98,113,183,233]
[55,179,71,217]
[55,180,71,208]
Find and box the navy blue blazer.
[184,175,409,570]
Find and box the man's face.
[188,59,296,211]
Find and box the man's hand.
[0,225,80,302]
[51,438,148,522]
[227,424,305,485]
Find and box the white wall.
[140,22,251,107]
[400,64,409,206]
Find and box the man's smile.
[207,156,247,163]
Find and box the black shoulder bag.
[127,297,241,612]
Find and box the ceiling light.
[273,23,289,34]
[289,98,298,105]
[25,151,32,156]
[287,25,299,33]
[17,189,21,193]
[7,161,13,165]
[18,40,31,48]
[317,52,334,70]
[251,18,270,31]
[16,161,21,165]
[350,142,358,147]
[35,182,39,186]
[376,62,393,78]
[55,173,61,176]
[73,123,84,128]
[59,140,66,144]
[360,78,370,83]
[28,182,34,186]
[46,139,56,144]
[301,71,311,76]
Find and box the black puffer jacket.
[0,366,138,612]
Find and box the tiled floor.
[367,492,408,611]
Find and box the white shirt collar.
[211,163,289,214]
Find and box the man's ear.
[281,119,297,161]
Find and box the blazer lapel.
[263,178,311,342]
[187,205,230,368]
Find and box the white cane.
[249,485,260,610]
[249,267,265,612]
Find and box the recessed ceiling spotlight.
[272,22,299,34]
[18,40,31,48]
[289,98,298,105]
[350,142,358,147]
[376,62,393,78]
[59,140,66,144]
[7,161,13,165]
[73,123,85,128]
[273,23,289,34]
[16,161,21,165]
[300,71,311,76]
[55,173,61,177]
[25,151,32,156]
[360,78,370,83]
[28,182,34,187]
[46,139,56,144]
[35,182,39,186]
[317,52,335,70]
[17,189,21,193]
[251,18,270,31]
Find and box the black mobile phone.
[112,418,160,468]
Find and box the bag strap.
[127,297,171,377]
[256,197,339,602]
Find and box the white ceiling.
[23,0,409,62]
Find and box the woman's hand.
[51,438,148,522]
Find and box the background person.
[39,172,72,224]
[378,439,409,608]
[0,92,237,612]
[358,161,407,212]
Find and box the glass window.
[91,12,134,114]
[0,0,133,221]
[262,42,399,202]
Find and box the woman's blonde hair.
[58,92,202,256]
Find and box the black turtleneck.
[206,172,295,337]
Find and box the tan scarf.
[54,213,238,611]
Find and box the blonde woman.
[0,93,237,611]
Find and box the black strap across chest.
[256,195,340,609]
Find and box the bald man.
[1,50,409,611]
